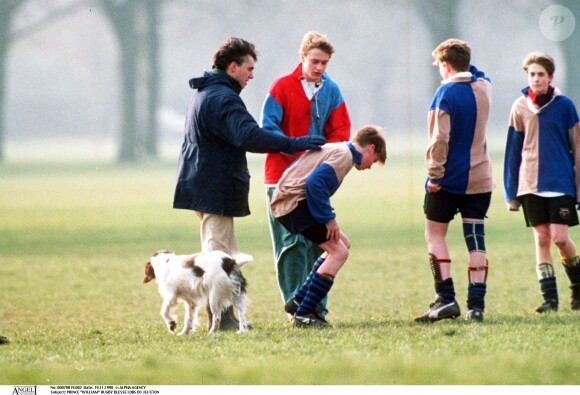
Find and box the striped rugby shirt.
[504,86,580,203]
[270,142,361,227]
[426,65,494,195]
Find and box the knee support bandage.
[463,221,486,253]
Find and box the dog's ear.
[142,261,156,284]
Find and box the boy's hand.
[426,180,441,193]
[325,218,340,242]
[506,200,520,211]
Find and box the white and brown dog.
[142,250,251,335]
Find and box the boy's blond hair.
[299,31,335,58]
[432,38,471,72]
[523,52,555,76]
[353,125,387,165]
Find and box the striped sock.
[467,282,487,311]
[539,277,559,304]
[435,278,456,304]
[295,256,326,304]
[296,272,334,316]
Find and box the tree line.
[0,0,578,164]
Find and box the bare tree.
[0,1,27,163]
[99,0,162,162]
[414,0,459,91]
[143,0,160,157]
[100,0,141,162]
[0,0,163,164]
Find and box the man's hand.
[288,135,326,153]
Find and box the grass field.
[1,145,579,385]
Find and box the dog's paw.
[168,321,177,333]
[236,322,251,334]
[178,327,195,336]
[208,326,219,334]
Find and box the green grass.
[1,151,579,385]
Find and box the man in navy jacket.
[173,37,325,329]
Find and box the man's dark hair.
[212,37,258,71]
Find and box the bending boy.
[270,126,387,327]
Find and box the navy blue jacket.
[173,70,295,217]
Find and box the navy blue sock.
[562,257,580,286]
[539,277,559,304]
[296,272,333,316]
[435,278,456,304]
[467,282,487,311]
[295,256,326,303]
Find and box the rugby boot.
[292,313,332,328]
[570,283,580,310]
[414,296,461,323]
[535,299,558,313]
[464,308,484,322]
[284,296,324,316]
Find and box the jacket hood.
[189,70,242,94]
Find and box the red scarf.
[528,86,554,107]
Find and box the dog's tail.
[191,251,252,285]
[220,253,253,275]
[232,252,253,268]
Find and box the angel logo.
[12,386,36,395]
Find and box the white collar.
[301,78,324,100]
[441,71,472,84]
